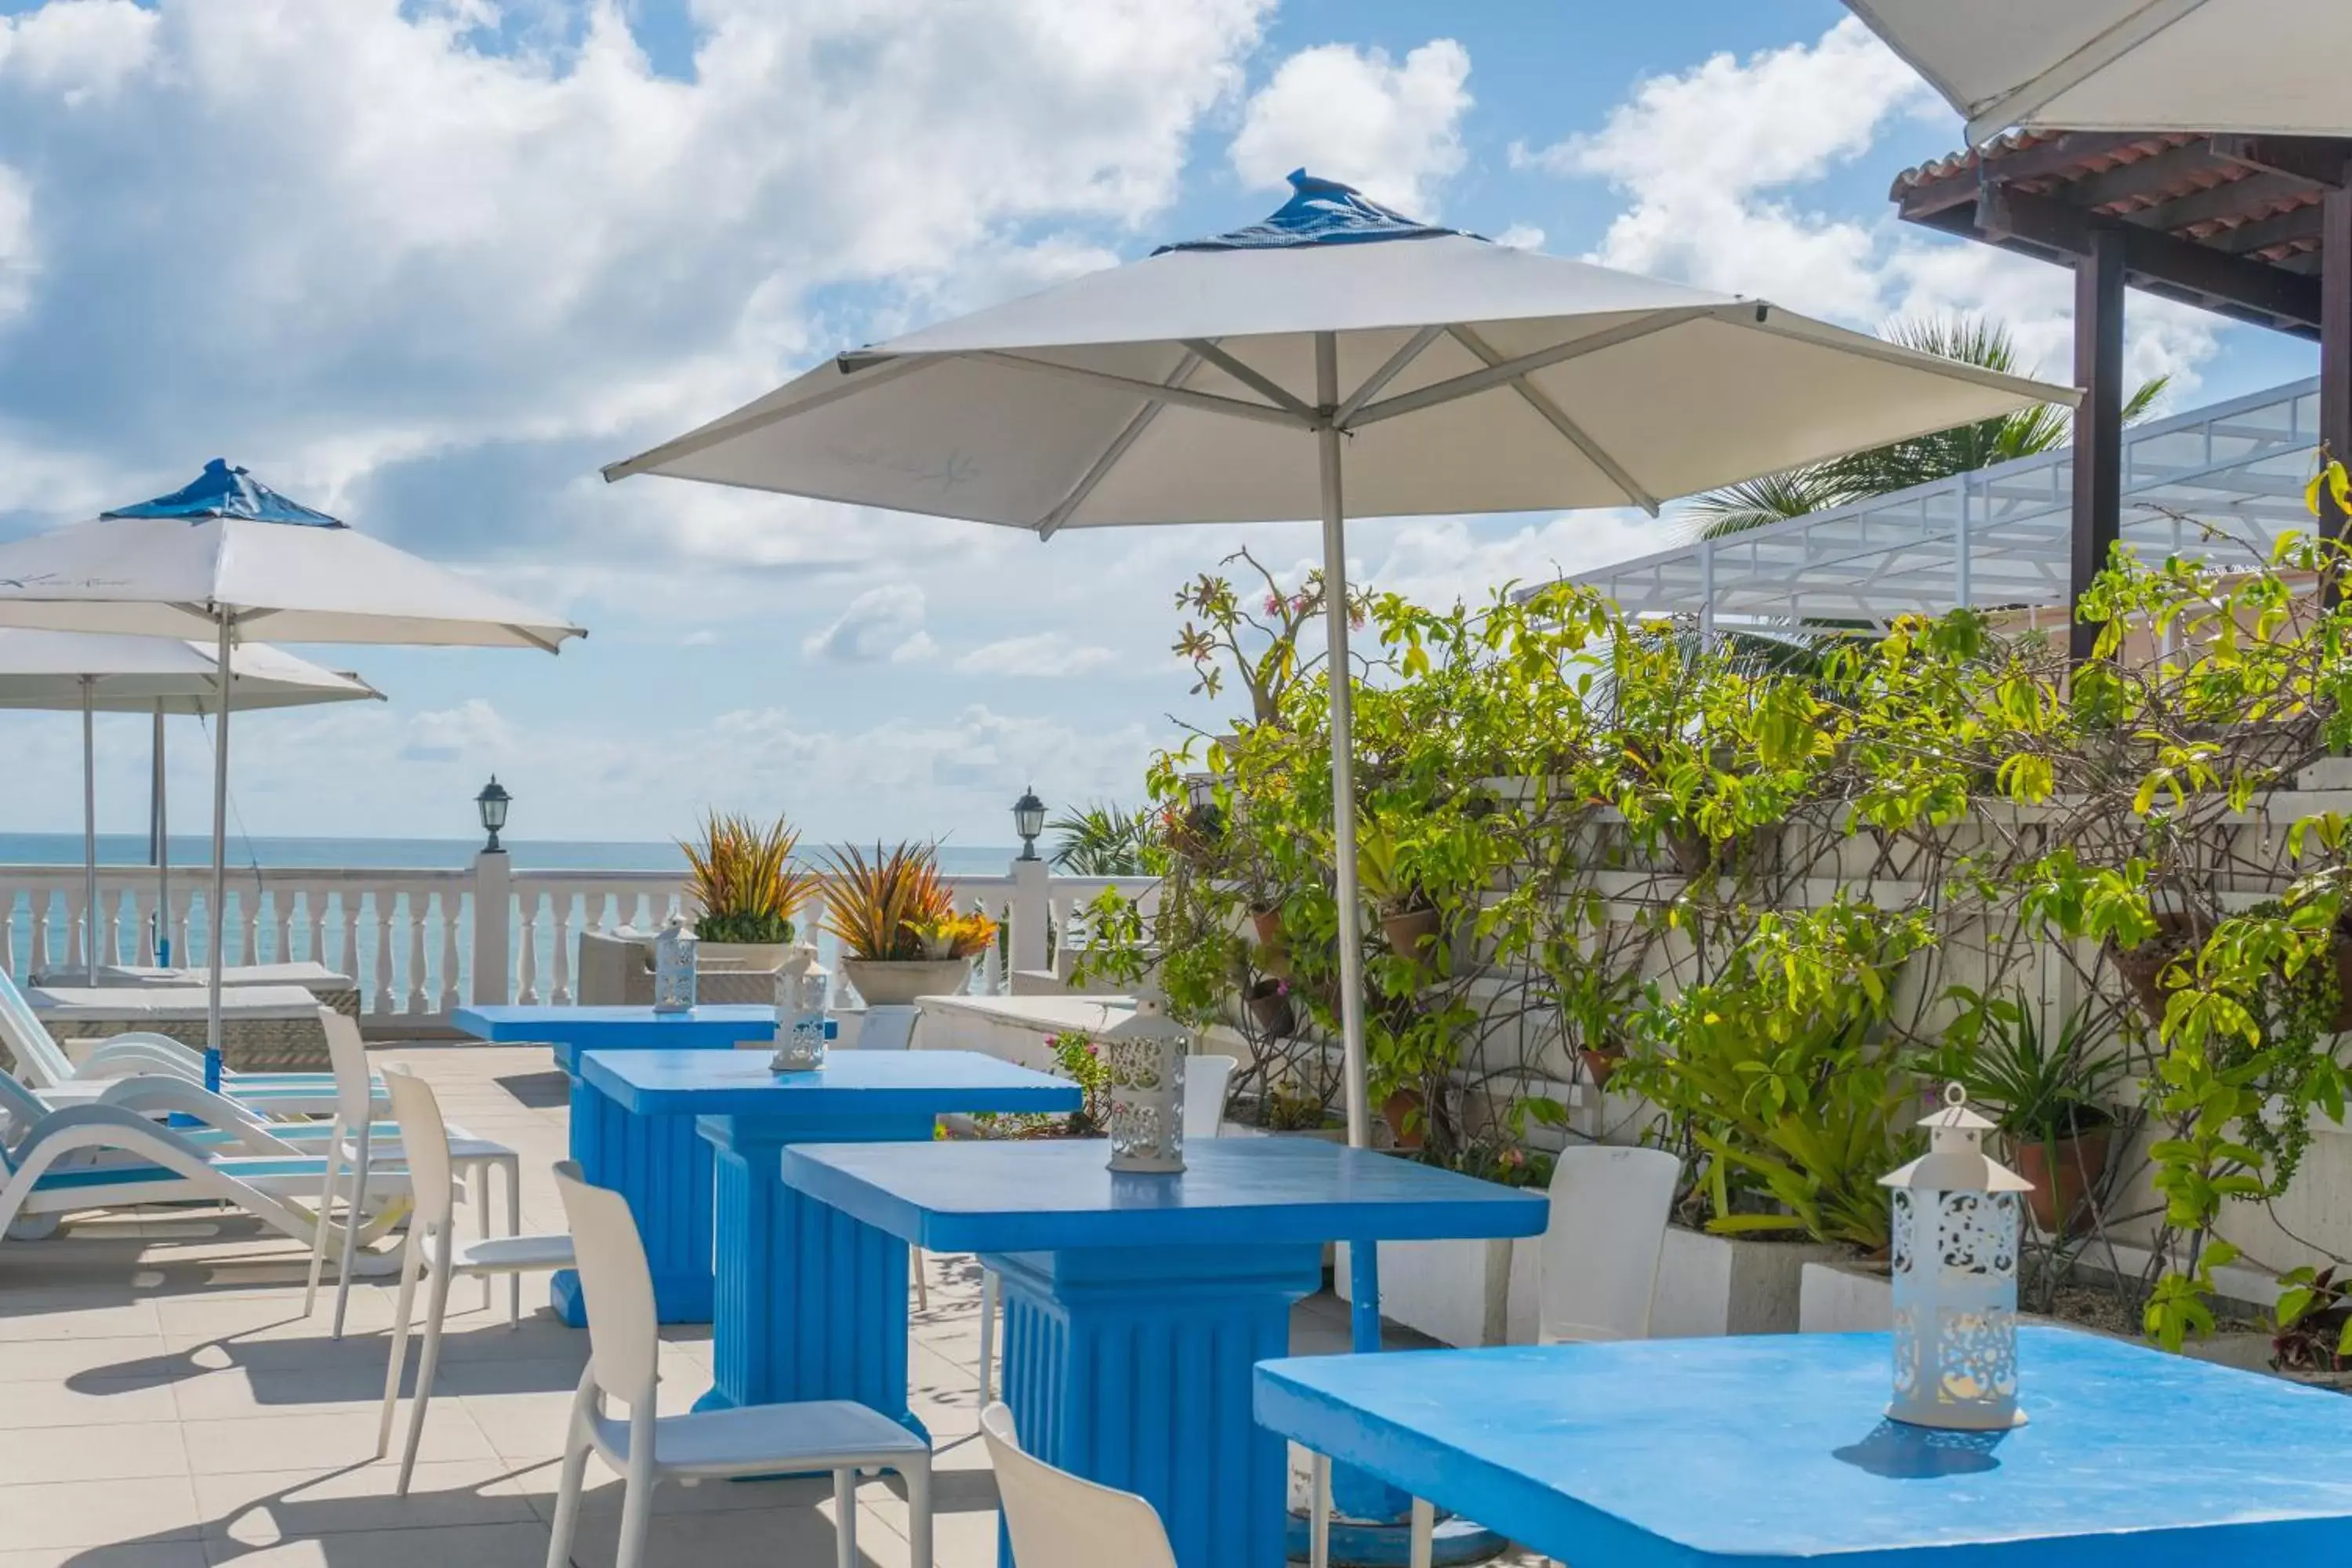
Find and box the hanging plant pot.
[1249,906,1285,948]
[1245,979,1295,1038]
[1381,1087,1425,1150]
[2010,1127,2111,1237]
[1381,906,1443,965]
[1579,1047,1625,1091]
[2112,913,2352,1032]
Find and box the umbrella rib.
[1446,325,1661,517]
[1334,325,1446,426]
[1345,307,1729,430]
[963,351,1315,431]
[1037,352,1204,540]
[1177,339,1317,420]
[1962,0,2210,142]
[601,355,935,481]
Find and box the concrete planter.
[1798,1258,1893,1333]
[1649,1227,1845,1338]
[1334,1236,1538,1348]
[841,956,971,1007]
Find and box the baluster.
[240,887,260,969]
[978,903,1004,996]
[63,886,86,971]
[30,889,53,975]
[402,891,427,1014]
[373,888,396,1016]
[517,892,540,1004]
[438,891,462,1014]
[274,888,293,968]
[1,888,14,980]
[306,888,327,969]
[551,892,575,1005]
[132,884,155,965]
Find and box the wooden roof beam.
[1892,132,2165,216]
[2061,143,2233,212]
[2211,201,2326,256]
[2136,170,2320,233]
[2209,136,2352,190]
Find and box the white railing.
[0,856,1159,1027]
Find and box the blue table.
[1256,1327,2352,1566]
[781,1137,1548,1568]
[583,1048,1079,1432]
[452,1004,779,1323]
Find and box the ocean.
[2,834,1025,1000]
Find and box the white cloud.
[1515,15,2226,398]
[400,698,514,764]
[956,632,1119,678]
[1492,223,1544,251]
[801,583,937,665]
[1229,40,1472,216]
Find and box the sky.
[0,0,2323,851]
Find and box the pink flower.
[1264,593,1284,616]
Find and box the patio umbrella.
[1842,0,2352,143]
[604,170,2071,1151]
[0,629,381,978]
[0,459,583,1065]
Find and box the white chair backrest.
[552,1159,659,1401]
[0,968,73,1087]
[380,1067,455,1232]
[1182,1054,1236,1141]
[1537,1144,1682,1345]
[979,1403,1178,1568]
[0,1066,46,1149]
[321,1009,373,1130]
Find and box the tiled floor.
[0,1045,1502,1568]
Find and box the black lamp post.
[475,775,512,853]
[1013,786,1047,862]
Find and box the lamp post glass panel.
[1882,1085,2035,1431]
[1100,996,1189,1173]
[1014,787,1046,862]
[475,775,511,852]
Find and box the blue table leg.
[695,1109,935,1436]
[551,1057,715,1327]
[993,1243,1323,1568]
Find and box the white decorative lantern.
[1101,998,1189,1174]
[1881,1084,2035,1432]
[652,914,698,1014]
[769,942,831,1073]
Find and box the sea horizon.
[0,833,1025,877]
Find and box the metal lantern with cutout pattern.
[1882,1083,2036,1431]
[1101,997,1189,1174]
[769,942,831,1072]
[652,914,699,1014]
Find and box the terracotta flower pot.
[840,956,972,1007]
[1381,1087,1425,1150]
[2113,913,2352,1032]
[1245,982,1295,1038]
[1249,906,1285,948]
[1381,906,1443,964]
[2012,1127,2111,1236]
[1579,1047,1624,1091]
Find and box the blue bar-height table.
[451,1004,778,1324]
[581,1048,1080,1432]
[779,1137,1549,1568]
[1257,1327,2352,1566]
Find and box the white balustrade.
[1,859,1160,1025]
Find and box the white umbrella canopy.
[1844,0,2352,143]
[608,171,2074,1152]
[0,459,583,1061]
[0,629,382,982]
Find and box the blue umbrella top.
[101,458,347,528]
[1156,169,1471,255]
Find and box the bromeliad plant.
[681,811,818,945]
[821,841,956,961]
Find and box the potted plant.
[1244,976,1294,1037]
[1356,816,1440,965]
[680,811,818,973]
[822,841,992,1006]
[1940,992,2120,1237]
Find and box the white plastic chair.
[303,1012,524,1338]
[977,1054,1236,1403]
[546,1160,933,1568]
[374,1066,575,1494]
[980,1401,1177,1568]
[1535,1143,1682,1345]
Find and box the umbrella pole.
[1316,334,1370,1153]
[82,677,96,985]
[153,700,170,966]
[206,615,230,1088]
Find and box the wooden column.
[2071,227,2125,663]
[2322,182,2351,553]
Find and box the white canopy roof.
[1566,378,2320,624]
[0,629,379,713]
[1846,0,2352,143]
[608,230,2069,531]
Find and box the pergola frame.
[1891,130,2352,657]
